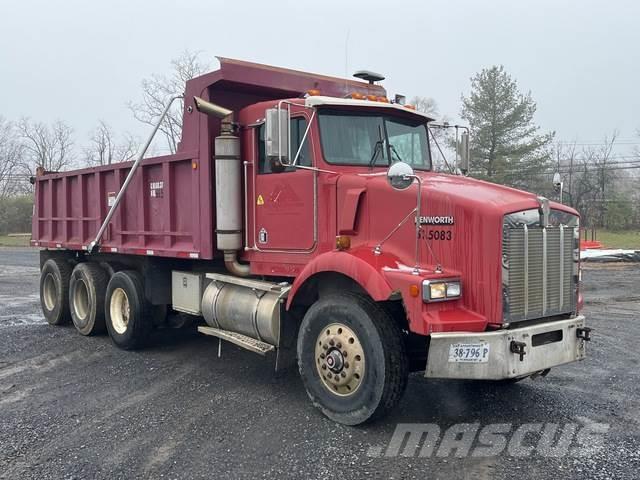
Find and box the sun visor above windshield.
[305,96,435,121]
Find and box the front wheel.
[297,293,408,425]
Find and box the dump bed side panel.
[32,151,214,259]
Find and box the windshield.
[318,109,431,170]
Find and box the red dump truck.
[32,58,590,425]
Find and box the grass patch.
[0,235,31,247]
[593,230,640,250]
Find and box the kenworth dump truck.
[32,58,590,425]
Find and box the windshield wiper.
[389,144,404,163]
[368,140,385,169]
[368,125,387,169]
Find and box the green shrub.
[0,195,34,235]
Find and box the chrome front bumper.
[425,316,588,380]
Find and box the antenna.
[344,29,350,94]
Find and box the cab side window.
[257,117,311,174]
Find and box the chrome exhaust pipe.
[193,96,232,119]
[224,251,251,277]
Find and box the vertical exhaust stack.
[194,96,250,277]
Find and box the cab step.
[197,326,276,355]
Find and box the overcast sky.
[1,0,639,154]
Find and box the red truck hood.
[339,171,577,324]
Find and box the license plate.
[448,343,490,363]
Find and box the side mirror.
[265,108,289,165]
[387,161,415,190]
[459,132,470,174]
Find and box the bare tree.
[0,117,24,200]
[128,50,210,154]
[83,120,138,166]
[410,96,439,117]
[18,118,75,174]
[411,96,455,172]
[553,140,578,205]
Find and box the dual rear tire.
[40,259,150,349]
[69,263,108,335]
[104,271,150,350]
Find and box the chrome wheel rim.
[110,288,130,334]
[43,273,57,311]
[315,323,365,396]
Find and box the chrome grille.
[503,220,576,322]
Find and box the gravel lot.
[1,248,639,479]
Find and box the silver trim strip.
[542,227,547,315]
[523,224,529,317]
[560,225,564,308]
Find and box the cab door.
[253,115,315,251]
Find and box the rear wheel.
[297,292,409,425]
[40,258,72,326]
[69,263,108,335]
[105,270,151,350]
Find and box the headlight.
[422,279,462,302]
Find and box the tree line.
[416,65,640,230]
[1,53,638,234]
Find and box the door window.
[257,117,311,174]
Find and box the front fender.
[286,249,397,309]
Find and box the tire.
[69,263,108,335]
[297,292,409,425]
[40,258,72,326]
[105,270,151,350]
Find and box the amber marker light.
[350,92,365,99]
[409,284,420,298]
[306,89,321,96]
[335,235,351,250]
[192,160,198,169]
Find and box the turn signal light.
[409,284,420,298]
[336,235,351,250]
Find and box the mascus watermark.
[367,419,609,458]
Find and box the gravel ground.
[0,248,639,479]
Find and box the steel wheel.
[315,323,365,396]
[105,270,151,350]
[110,287,130,335]
[42,273,57,311]
[72,279,90,321]
[297,292,409,425]
[39,258,72,325]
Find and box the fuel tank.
[201,274,291,346]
